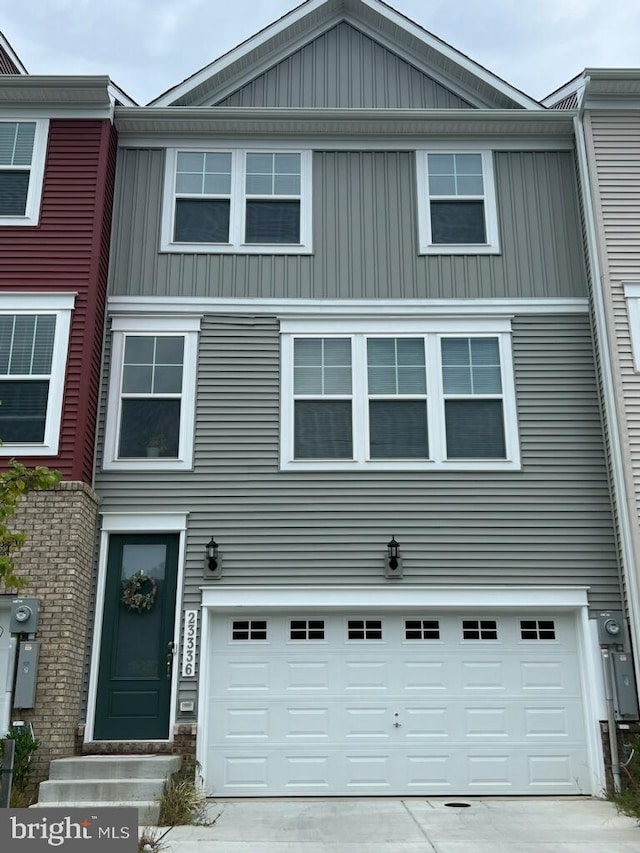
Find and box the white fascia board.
[358,0,541,110]
[201,584,589,610]
[151,0,330,106]
[114,107,574,145]
[108,296,588,317]
[118,134,574,153]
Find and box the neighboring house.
[79,0,631,798]
[0,36,129,779]
[547,71,640,712]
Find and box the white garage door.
[204,610,591,796]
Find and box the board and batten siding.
[585,111,640,600]
[215,22,473,109]
[109,149,587,301]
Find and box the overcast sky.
[3,0,640,104]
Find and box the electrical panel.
[13,641,40,709]
[612,651,640,720]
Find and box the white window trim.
[161,148,313,254]
[0,291,74,456]
[416,149,500,255]
[103,315,201,471]
[0,118,49,227]
[624,283,640,371]
[280,317,520,472]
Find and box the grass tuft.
[138,827,169,852]
[608,734,640,823]
[157,759,210,827]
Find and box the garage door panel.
[205,611,591,795]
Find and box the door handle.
[166,642,176,681]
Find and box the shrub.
[0,723,40,806]
[609,734,640,822]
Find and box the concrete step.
[35,755,183,826]
[38,778,166,804]
[31,799,160,826]
[48,755,181,781]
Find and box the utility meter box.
[9,598,40,635]
[597,611,628,648]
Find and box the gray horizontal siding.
[216,22,472,109]
[94,312,619,712]
[109,149,587,300]
[96,312,618,602]
[586,111,640,612]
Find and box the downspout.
[574,83,640,779]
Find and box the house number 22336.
[181,610,198,677]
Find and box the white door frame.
[197,584,605,796]
[85,512,188,743]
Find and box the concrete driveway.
[156,797,639,852]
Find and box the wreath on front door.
[120,570,158,613]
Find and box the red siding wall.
[0,118,117,482]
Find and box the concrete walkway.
[152,797,639,852]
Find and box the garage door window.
[462,619,498,640]
[290,620,325,640]
[347,619,382,640]
[405,619,440,640]
[520,619,556,640]
[232,620,267,640]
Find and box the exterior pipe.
[601,648,622,792]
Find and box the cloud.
[4,0,640,103]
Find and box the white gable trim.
[151,0,540,110]
[151,0,332,106]
[356,0,539,110]
[0,32,27,74]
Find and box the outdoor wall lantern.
[205,536,222,579]
[385,536,403,579]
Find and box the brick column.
[7,482,99,784]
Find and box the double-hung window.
[281,319,519,471]
[416,150,499,254]
[162,149,312,253]
[0,293,74,455]
[103,316,200,470]
[0,119,48,225]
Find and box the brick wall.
[7,483,99,785]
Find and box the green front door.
[94,533,179,740]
